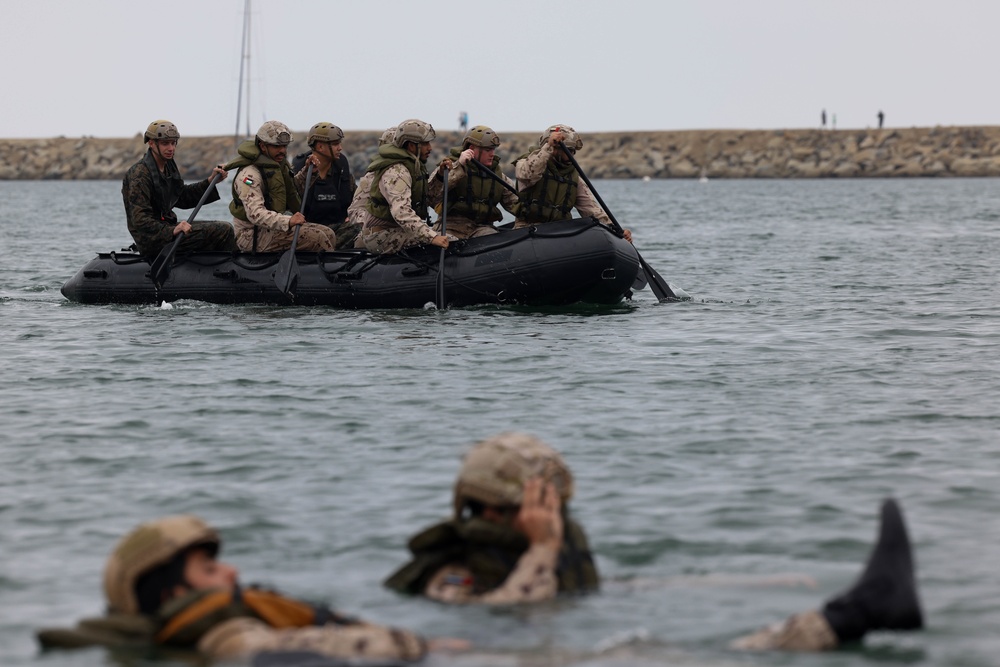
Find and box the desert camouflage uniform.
[423,543,560,604]
[347,172,376,247]
[513,143,611,229]
[122,151,236,257]
[427,160,519,239]
[197,616,426,662]
[730,609,839,651]
[355,163,441,255]
[232,164,336,252]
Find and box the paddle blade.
[636,252,680,302]
[273,251,300,298]
[149,233,184,289]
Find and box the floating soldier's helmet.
[393,119,436,148]
[256,120,293,146]
[464,125,501,149]
[143,120,180,144]
[104,515,220,614]
[452,432,574,518]
[539,124,583,151]
[307,122,345,147]
[378,126,396,147]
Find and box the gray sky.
[3,0,997,138]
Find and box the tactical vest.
[140,149,185,222]
[514,148,579,223]
[443,147,504,224]
[225,140,301,222]
[364,145,428,223]
[384,515,599,596]
[293,151,355,228]
[35,586,354,651]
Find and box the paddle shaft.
[470,158,519,196]
[273,162,314,297]
[556,140,678,301]
[436,165,449,310]
[151,170,224,288]
[289,162,315,252]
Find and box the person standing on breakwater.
[225,121,336,253]
[290,122,359,248]
[427,125,521,239]
[821,109,827,129]
[512,125,632,243]
[354,119,451,255]
[122,120,236,259]
[878,110,885,129]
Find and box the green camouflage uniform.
[121,150,236,257]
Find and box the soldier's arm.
[500,173,521,214]
[124,166,175,251]
[175,178,221,211]
[514,144,555,188]
[197,617,427,663]
[380,165,437,242]
[426,162,465,205]
[422,545,560,605]
[234,166,294,231]
[574,178,612,226]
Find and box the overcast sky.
[2,0,997,138]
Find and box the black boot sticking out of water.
[821,498,924,643]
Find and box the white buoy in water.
[422,301,437,310]
[159,301,174,310]
[642,175,651,182]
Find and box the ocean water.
[1,177,998,667]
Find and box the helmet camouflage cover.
[256,120,293,146]
[392,119,436,148]
[378,126,396,147]
[453,432,574,517]
[103,515,219,614]
[307,122,345,147]
[464,125,501,149]
[539,124,583,151]
[143,120,180,144]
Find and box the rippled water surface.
[2,178,999,667]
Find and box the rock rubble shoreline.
[3,126,1000,181]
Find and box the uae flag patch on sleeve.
[242,175,255,186]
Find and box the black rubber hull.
[61,218,640,308]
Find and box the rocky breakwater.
[3,126,1000,180]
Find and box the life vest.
[155,585,355,648]
[443,146,504,224]
[364,145,428,223]
[139,149,185,223]
[225,140,301,222]
[514,148,579,223]
[292,151,355,228]
[384,515,599,596]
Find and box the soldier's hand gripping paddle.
[556,140,680,302]
[150,171,224,291]
[273,162,314,299]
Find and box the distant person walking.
[821,109,827,129]
[458,111,468,132]
[832,113,837,130]
[878,110,885,129]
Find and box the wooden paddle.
[436,165,450,310]
[556,140,679,302]
[150,171,224,290]
[273,162,314,298]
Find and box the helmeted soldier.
[385,432,600,603]
[347,126,395,247]
[354,119,450,255]
[122,120,236,258]
[513,124,632,242]
[290,122,359,248]
[225,120,336,253]
[37,515,430,663]
[426,125,520,239]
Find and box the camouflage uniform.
[355,163,441,255]
[347,171,376,248]
[232,164,336,252]
[730,609,839,651]
[427,157,520,239]
[513,142,611,228]
[121,150,236,257]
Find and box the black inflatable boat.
[61,218,642,308]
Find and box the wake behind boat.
[61,218,641,309]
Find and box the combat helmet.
[539,124,583,151]
[452,433,574,518]
[464,125,501,149]
[378,126,396,147]
[392,119,436,148]
[143,120,180,144]
[104,515,219,614]
[256,120,293,146]
[307,122,345,147]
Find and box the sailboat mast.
[234,0,251,150]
